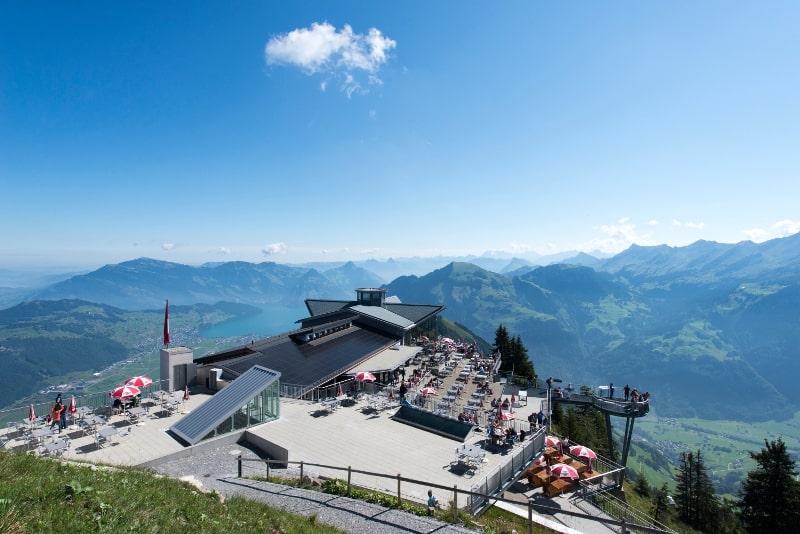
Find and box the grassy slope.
[0,451,344,534]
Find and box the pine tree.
[493,325,534,380]
[739,438,800,533]
[674,450,719,532]
[634,469,651,497]
[652,483,670,522]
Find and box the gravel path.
[151,443,479,534]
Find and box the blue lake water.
[199,304,308,338]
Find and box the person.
[609,383,615,399]
[536,410,544,428]
[50,400,64,432]
[623,384,631,401]
[519,428,526,441]
[427,489,439,513]
[399,380,407,400]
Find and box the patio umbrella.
[110,384,141,400]
[388,389,395,400]
[125,375,153,388]
[183,384,190,401]
[337,383,344,397]
[421,387,436,396]
[545,435,560,447]
[354,371,376,382]
[495,407,514,421]
[550,463,579,480]
[68,395,77,415]
[570,445,598,473]
[28,404,36,422]
[510,393,516,404]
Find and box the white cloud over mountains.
[262,242,288,255]
[265,22,396,97]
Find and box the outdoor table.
[44,439,69,456]
[471,391,486,399]
[32,427,53,439]
[463,405,479,413]
[320,398,339,412]
[96,426,118,448]
[467,398,481,406]
[443,395,456,403]
[30,427,53,449]
[127,406,147,423]
[77,406,93,418]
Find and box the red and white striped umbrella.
[110,384,141,399]
[337,383,344,397]
[183,384,190,401]
[125,376,153,388]
[68,395,77,414]
[545,435,561,447]
[550,463,580,480]
[570,445,597,473]
[570,445,597,460]
[28,404,36,421]
[495,407,515,421]
[354,371,376,382]
[420,387,437,395]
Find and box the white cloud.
[161,243,175,251]
[585,218,656,253]
[672,219,705,229]
[647,219,660,226]
[217,247,231,255]
[743,219,800,242]
[262,242,288,255]
[265,22,396,97]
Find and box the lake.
[199,304,309,338]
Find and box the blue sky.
[2,1,799,272]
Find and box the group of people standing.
[49,394,67,433]
[609,383,650,402]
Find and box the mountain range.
[1,233,798,421]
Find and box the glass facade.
[202,379,281,442]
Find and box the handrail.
[235,454,675,533]
[554,393,650,417]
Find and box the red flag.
[163,300,171,346]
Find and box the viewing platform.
[551,392,650,418]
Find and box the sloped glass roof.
[169,365,279,445]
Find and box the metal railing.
[0,378,172,427]
[235,451,675,534]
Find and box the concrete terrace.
[2,387,621,533]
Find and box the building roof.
[305,299,445,326]
[203,326,398,389]
[169,365,280,445]
[349,304,414,330]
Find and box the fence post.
[237,455,242,477]
[528,499,533,534]
[453,485,458,523]
[347,466,352,496]
[300,461,304,483]
[396,474,401,508]
[266,459,270,480]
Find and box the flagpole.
[163,299,171,348]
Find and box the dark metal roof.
[349,305,414,329]
[169,365,280,445]
[305,299,351,316]
[305,299,445,326]
[208,326,398,389]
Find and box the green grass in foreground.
[0,451,345,534]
